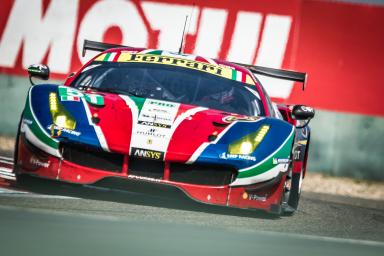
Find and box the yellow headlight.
[228,125,270,155]
[49,92,76,130]
[239,141,253,155]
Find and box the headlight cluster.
[49,92,76,130]
[228,125,270,155]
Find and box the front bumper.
[15,134,285,213]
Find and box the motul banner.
[0,0,382,116]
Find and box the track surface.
[1,156,383,255]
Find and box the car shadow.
[14,175,279,220]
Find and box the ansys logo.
[132,148,164,160]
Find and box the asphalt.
[0,159,383,255]
[0,205,383,256]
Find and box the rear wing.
[234,63,307,91]
[82,39,127,57]
[82,39,307,90]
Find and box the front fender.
[21,84,106,157]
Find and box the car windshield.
[72,61,264,116]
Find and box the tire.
[13,114,23,175]
[282,169,303,216]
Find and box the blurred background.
[0,0,383,181]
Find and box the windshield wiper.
[88,87,126,94]
[88,87,144,98]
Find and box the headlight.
[228,125,270,155]
[49,92,76,130]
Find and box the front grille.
[129,157,164,179]
[128,158,236,186]
[62,143,123,172]
[170,163,236,186]
[61,144,237,186]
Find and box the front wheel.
[13,114,23,175]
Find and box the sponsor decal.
[59,87,82,102]
[147,100,176,108]
[128,174,162,183]
[141,114,173,123]
[47,124,81,137]
[222,115,259,123]
[84,94,104,106]
[219,152,256,161]
[136,129,166,138]
[293,150,301,160]
[138,120,171,129]
[148,108,169,114]
[130,98,180,153]
[22,118,33,125]
[96,53,255,85]
[99,53,224,75]
[242,192,267,201]
[272,158,290,164]
[29,157,50,168]
[132,147,164,160]
[60,95,80,101]
[58,86,104,105]
[292,140,306,161]
[248,194,267,201]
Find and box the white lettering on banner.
[256,15,292,68]
[194,8,228,59]
[227,11,262,64]
[255,15,294,99]
[0,1,294,99]
[142,2,198,52]
[77,0,148,64]
[0,0,78,73]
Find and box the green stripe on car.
[237,129,294,179]
[23,89,59,150]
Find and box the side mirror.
[292,105,315,120]
[27,64,50,85]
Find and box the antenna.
[178,15,188,54]
[186,3,195,39]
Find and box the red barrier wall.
[0,0,383,116]
[291,0,384,117]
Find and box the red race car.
[14,40,314,215]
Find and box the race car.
[14,40,314,215]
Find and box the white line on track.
[0,167,15,180]
[0,187,28,194]
[0,161,15,180]
[0,159,13,165]
[0,162,78,199]
[0,174,16,180]
[0,156,13,161]
[0,192,79,199]
[0,167,13,173]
